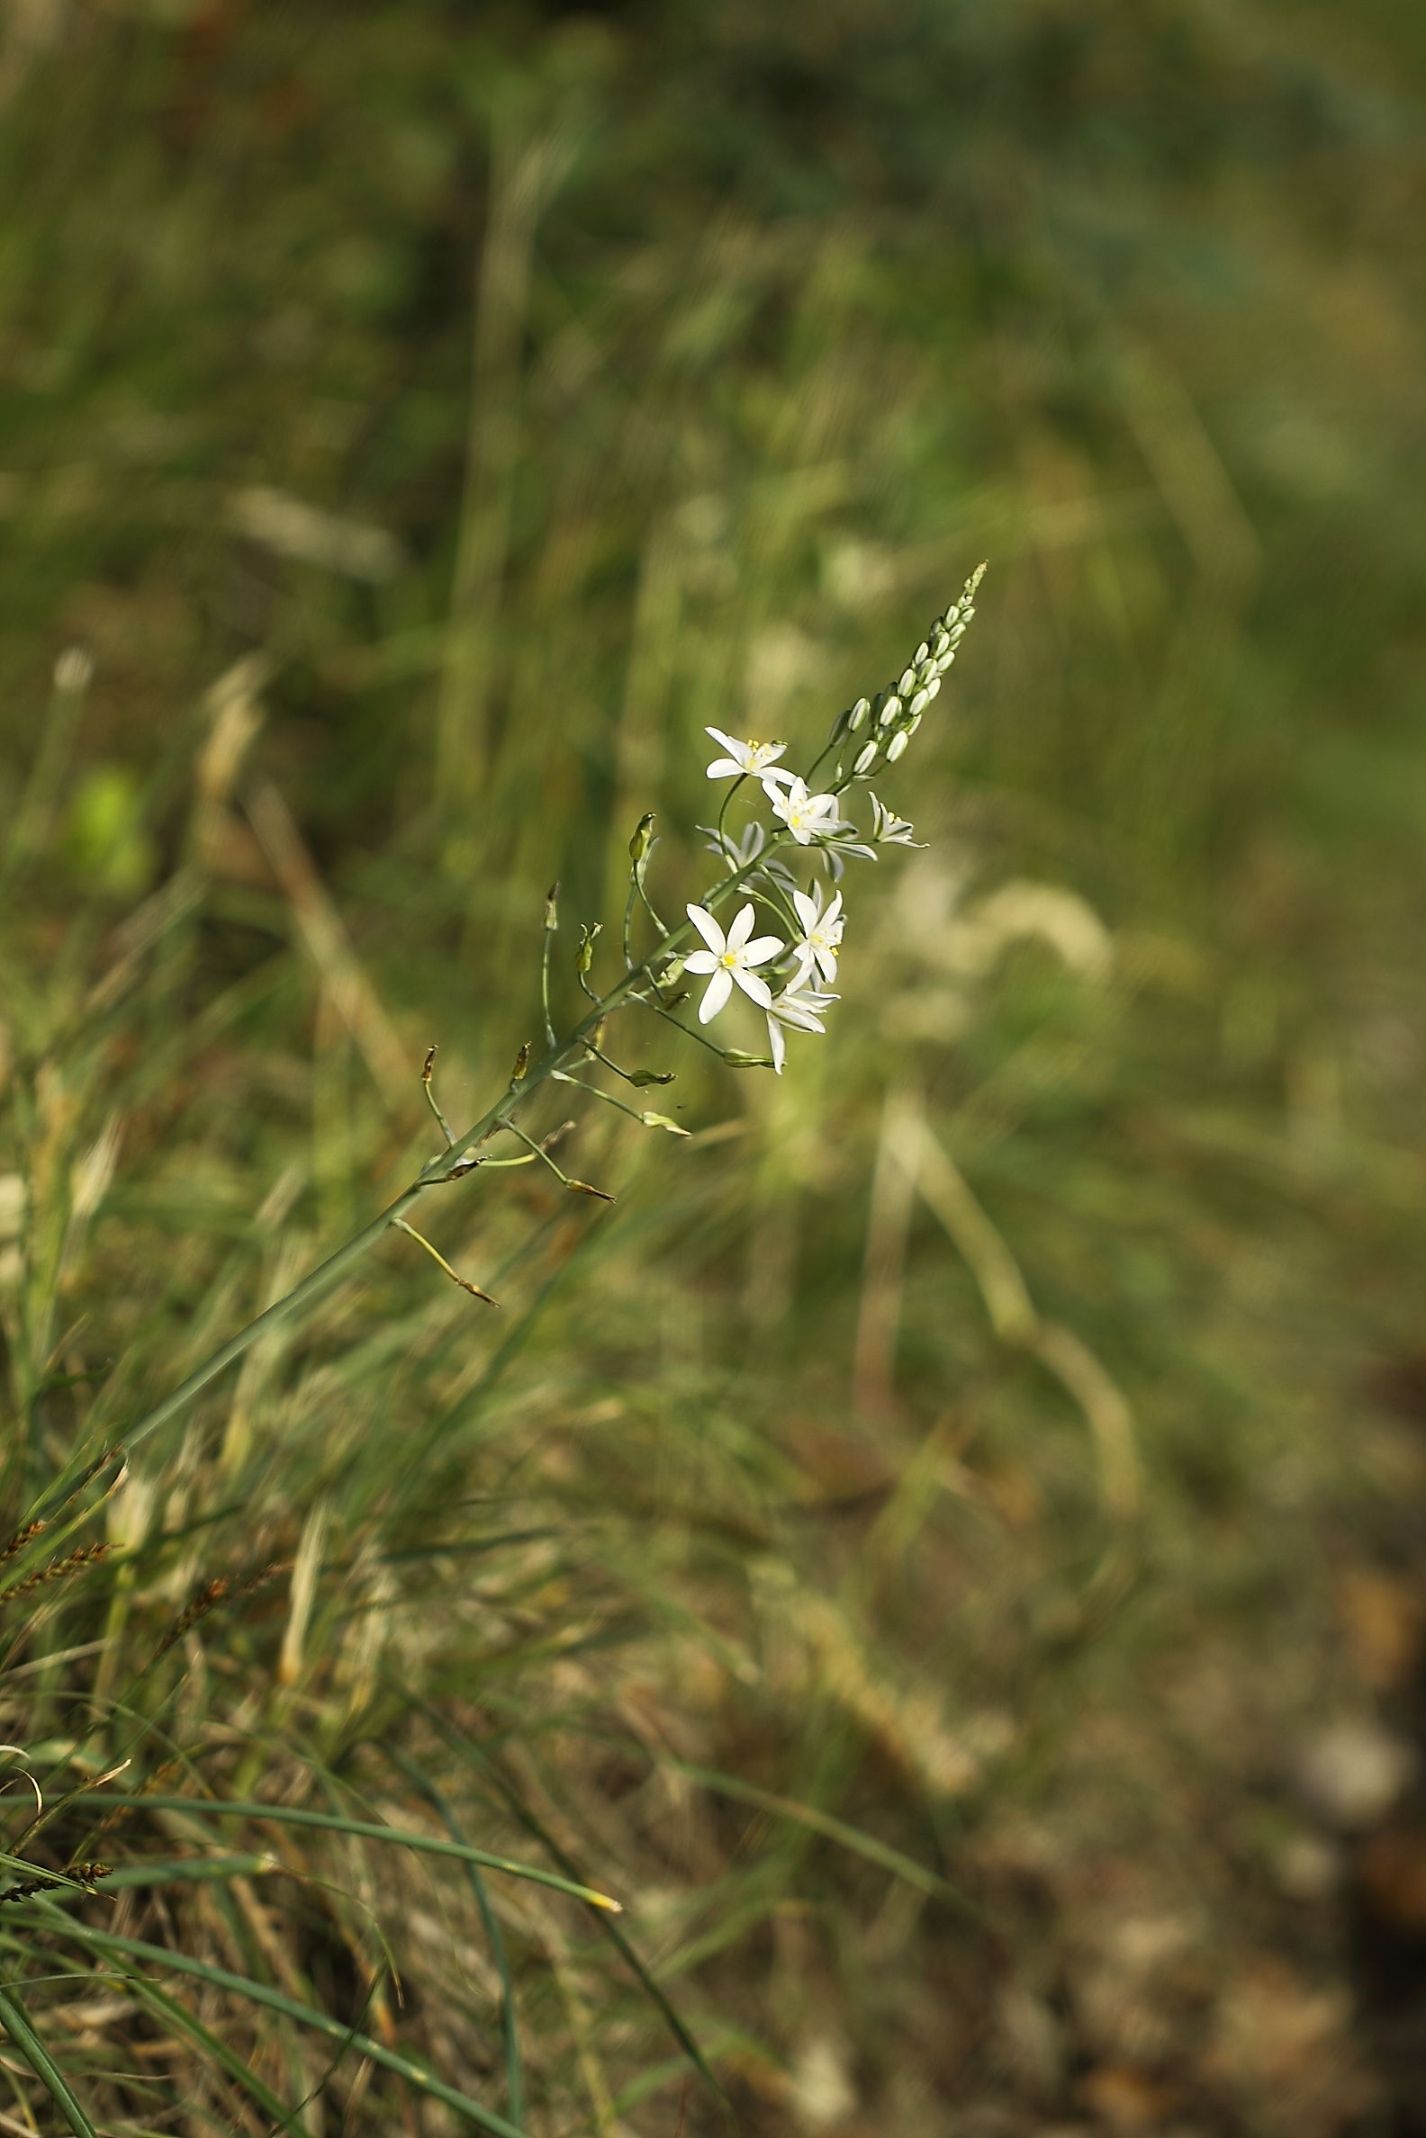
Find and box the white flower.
[704,727,796,795]
[682,901,784,1024]
[817,824,877,878]
[770,777,843,845]
[699,818,797,890]
[765,980,838,1075]
[868,793,925,848]
[790,882,845,988]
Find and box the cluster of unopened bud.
[832,563,986,780]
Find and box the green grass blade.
[672,1760,986,1919]
[73,1792,621,1912]
[424,1714,724,2105]
[37,1914,527,2137]
[383,1746,526,2128]
[0,1977,99,2138]
[122,1974,308,2136]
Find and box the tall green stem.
[121,850,776,1459]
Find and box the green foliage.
[0,1,1423,2131]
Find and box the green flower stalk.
[116,573,986,1462]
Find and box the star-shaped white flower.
[682,902,784,1024]
[769,777,843,845]
[868,793,925,848]
[766,980,838,1075]
[703,728,796,796]
[790,881,845,988]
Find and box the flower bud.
[897,666,916,696]
[908,687,930,719]
[886,730,909,762]
[877,694,902,728]
[853,740,879,776]
[627,812,655,864]
[847,695,871,731]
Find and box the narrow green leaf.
[424,1713,724,2106]
[39,1915,527,2138]
[383,1747,526,2128]
[673,1760,985,1919]
[122,1975,308,2136]
[0,1978,99,2138]
[72,1792,620,1912]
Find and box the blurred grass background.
[1,0,1424,2131]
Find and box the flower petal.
[726,902,755,952]
[731,967,773,1009]
[767,1016,787,1074]
[682,949,719,974]
[704,727,743,758]
[698,967,734,1023]
[705,757,743,780]
[741,935,784,966]
[686,903,725,954]
[791,887,817,932]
